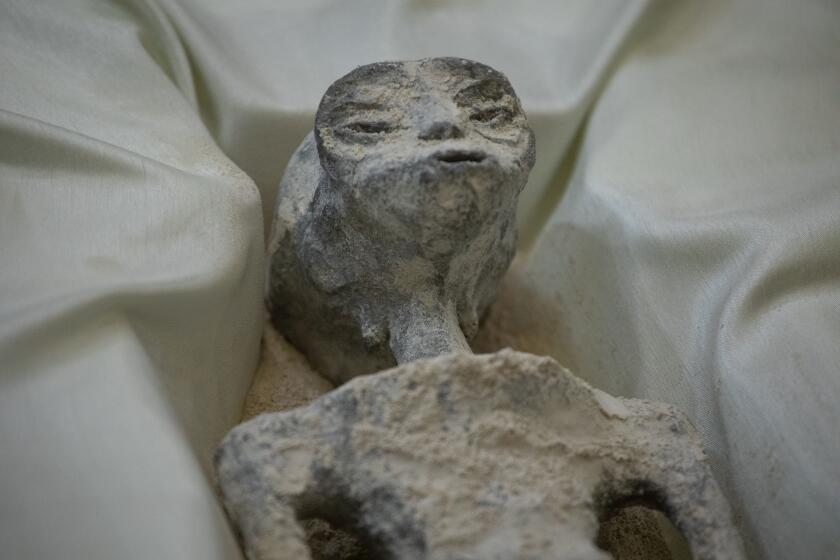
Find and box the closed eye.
[346,121,393,134]
[470,107,512,124]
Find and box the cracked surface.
[265,58,535,383]
[216,350,744,559]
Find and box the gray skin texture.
[266,58,535,383]
[216,350,746,560]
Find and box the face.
[314,58,535,256]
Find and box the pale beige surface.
[246,334,696,560]
[241,320,333,421]
[223,350,739,559]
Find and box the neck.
[388,295,472,363]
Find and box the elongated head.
[314,57,535,258]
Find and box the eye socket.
[345,121,393,134]
[470,107,513,124]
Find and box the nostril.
[434,150,486,164]
[420,121,463,141]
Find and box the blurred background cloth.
[1,0,838,559]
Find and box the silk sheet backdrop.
[1,0,838,559]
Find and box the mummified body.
[225,59,745,560]
[266,58,535,383]
[216,351,746,560]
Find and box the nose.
[419,119,463,141]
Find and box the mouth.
[433,149,487,164]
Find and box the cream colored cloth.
[520,2,840,557]
[0,1,263,558]
[1,1,838,559]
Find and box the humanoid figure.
[267,57,535,383]
[219,58,744,560]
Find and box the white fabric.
[516,1,840,557]
[154,0,646,245]
[1,1,838,559]
[0,1,262,558]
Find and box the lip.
[432,149,487,164]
